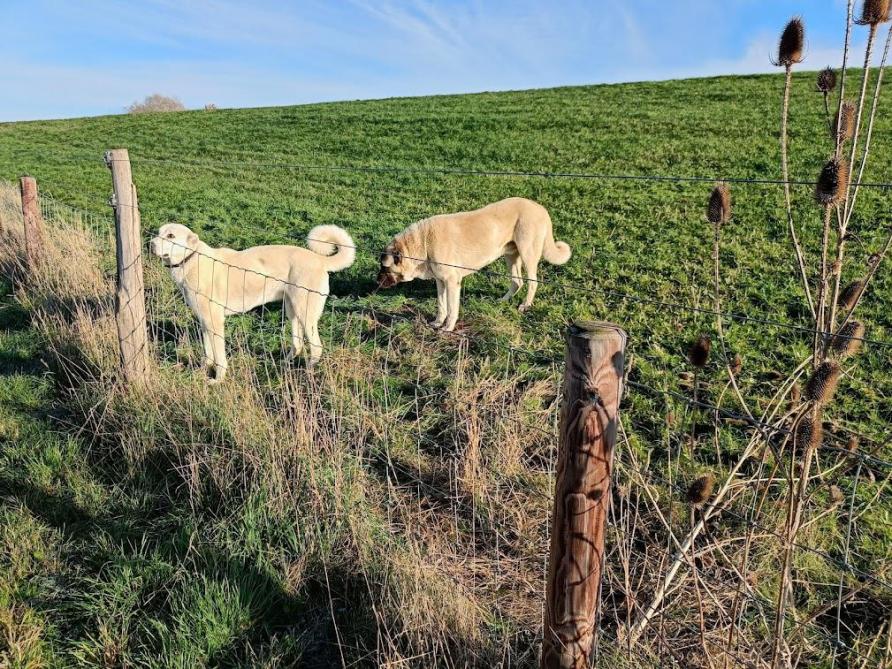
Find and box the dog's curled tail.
[307,225,356,272]
[543,229,572,265]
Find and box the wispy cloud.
[0,1,867,121]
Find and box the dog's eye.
[392,253,402,264]
[379,253,389,264]
[166,233,175,239]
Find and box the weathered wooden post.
[542,321,627,669]
[105,149,150,382]
[19,176,44,271]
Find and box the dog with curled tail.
[150,223,355,382]
[377,197,571,331]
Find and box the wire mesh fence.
[1,159,890,668]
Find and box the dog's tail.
[307,225,356,272]
[542,226,572,265]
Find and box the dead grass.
[0,184,889,667]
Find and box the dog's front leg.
[200,328,215,371]
[442,278,462,332]
[431,279,447,328]
[206,306,227,383]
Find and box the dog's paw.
[518,303,532,313]
[429,320,444,329]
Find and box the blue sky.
[0,1,869,122]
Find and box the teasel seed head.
[817,67,837,93]
[830,320,865,358]
[707,182,731,225]
[834,101,856,143]
[837,279,865,312]
[775,17,805,66]
[815,158,849,206]
[791,382,802,403]
[803,361,842,404]
[847,436,859,453]
[687,335,712,368]
[795,413,824,450]
[829,484,845,505]
[686,473,715,507]
[730,353,743,376]
[856,0,891,25]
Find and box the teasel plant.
[628,4,892,664]
[773,17,814,318]
[817,67,838,133]
[769,3,892,666]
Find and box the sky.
[0,1,873,122]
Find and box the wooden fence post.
[105,149,149,382]
[542,321,627,669]
[19,176,44,271]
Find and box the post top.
[568,320,627,342]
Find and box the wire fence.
[5,164,892,668]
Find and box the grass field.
[0,71,890,667]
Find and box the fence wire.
[6,180,890,668]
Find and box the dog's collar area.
[166,248,198,269]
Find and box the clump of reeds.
[830,320,865,358]
[707,182,731,225]
[815,158,849,205]
[686,473,715,507]
[803,361,842,404]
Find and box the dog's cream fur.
[150,223,355,382]
[377,197,571,331]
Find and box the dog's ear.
[186,231,199,248]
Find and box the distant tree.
[204,103,218,111]
[127,94,186,114]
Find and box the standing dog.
[377,197,571,331]
[150,223,355,381]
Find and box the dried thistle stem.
[781,64,816,318]
[835,1,856,161]
[845,23,892,229]
[772,405,823,669]
[835,227,892,335]
[814,205,834,364]
[842,23,879,215]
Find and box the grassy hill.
[0,73,890,667]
